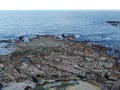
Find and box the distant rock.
[106,21,120,26]
[0,39,12,43]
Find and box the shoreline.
[0,34,120,90]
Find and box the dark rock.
[0,39,12,43]
[106,21,120,26]
[18,36,24,41]
[68,34,75,41]
[0,84,3,90]
[61,34,75,41]
[24,86,32,90]
[31,76,38,83]
[15,36,24,43]
[61,34,67,39]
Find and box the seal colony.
[0,34,120,90]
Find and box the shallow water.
[0,10,120,55]
[1,80,101,90]
[34,80,101,90]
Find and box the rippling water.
[0,10,120,54]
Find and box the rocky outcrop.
[106,21,120,26]
[0,35,120,90]
[0,39,12,43]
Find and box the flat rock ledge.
[0,35,120,90]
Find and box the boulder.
[18,36,24,41]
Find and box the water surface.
[0,10,120,54]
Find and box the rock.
[27,65,45,76]
[0,64,4,70]
[61,34,75,41]
[31,76,38,83]
[15,36,24,43]
[84,57,94,61]
[106,21,120,26]
[20,63,28,69]
[68,34,75,41]
[99,57,107,61]
[0,39,12,43]
[77,71,86,78]
[24,86,32,90]
[18,36,24,41]
[108,76,118,81]
[0,84,3,90]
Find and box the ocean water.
[0,10,120,55]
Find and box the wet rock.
[104,72,118,81]
[0,39,12,43]
[15,36,24,43]
[24,86,32,90]
[106,21,120,26]
[31,76,38,83]
[107,76,118,81]
[18,36,24,41]
[61,34,75,41]
[84,57,94,62]
[99,57,107,61]
[0,84,3,90]
[68,34,75,41]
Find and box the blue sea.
[0,10,120,55]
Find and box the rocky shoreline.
[0,34,120,90]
